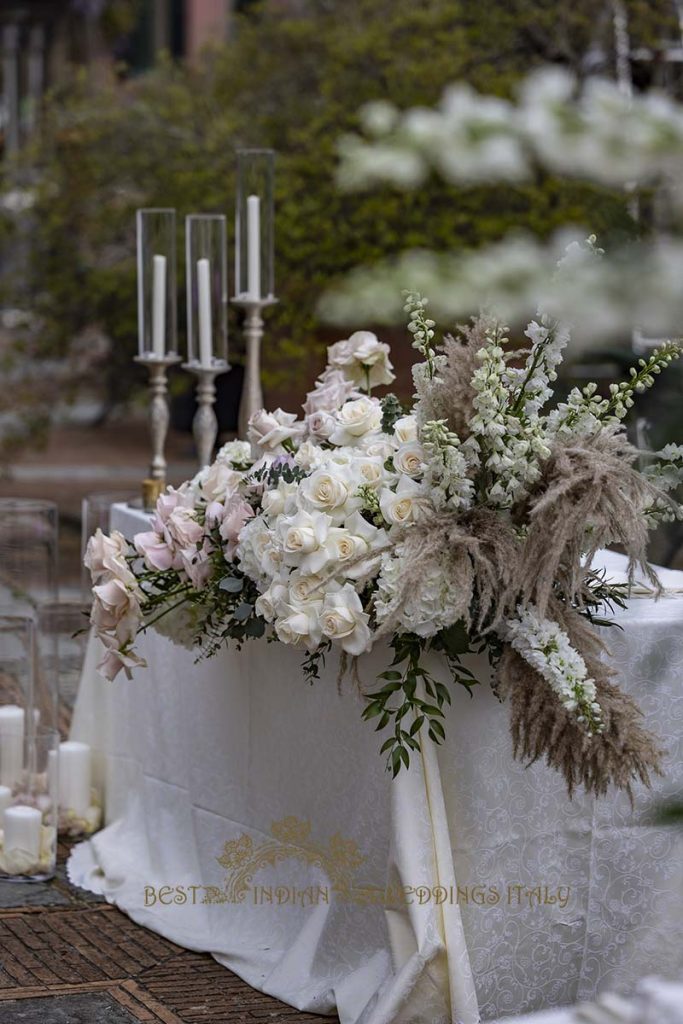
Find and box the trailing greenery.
[1,0,677,455]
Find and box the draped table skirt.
[67,505,683,1024]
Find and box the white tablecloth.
[68,504,683,1024]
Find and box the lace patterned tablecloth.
[68,504,683,1024]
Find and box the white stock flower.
[327,331,395,388]
[330,396,383,446]
[379,475,423,527]
[320,584,372,655]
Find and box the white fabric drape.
[68,505,683,1023]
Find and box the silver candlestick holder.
[134,354,182,481]
[233,297,276,440]
[182,361,230,468]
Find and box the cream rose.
[199,461,241,503]
[248,408,304,452]
[300,467,351,514]
[278,509,332,574]
[327,332,395,388]
[329,397,383,447]
[84,529,130,583]
[320,585,372,655]
[393,415,417,444]
[255,580,289,622]
[394,441,426,478]
[379,477,423,527]
[275,600,324,651]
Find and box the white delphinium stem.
[506,606,604,734]
[403,291,438,378]
[420,419,474,512]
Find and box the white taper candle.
[197,257,213,368]
[152,253,167,358]
[0,705,24,788]
[58,740,91,818]
[246,194,261,300]
[4,804,41,862]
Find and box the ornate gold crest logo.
[203,816,365,904]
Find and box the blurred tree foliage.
[0,0,679,450]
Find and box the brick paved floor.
[0,658,335,1024]
[0,840,335,1024]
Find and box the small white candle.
[0,705,24,788]
[59,740,91,818]
[197,257,213,368]
[0,785,12,816]
[152,253,167,358]
[246,194,261,300]
[4,804,41,862]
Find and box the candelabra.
[134,354,181,481]
[182,360,230,468]
[233,298,276,440]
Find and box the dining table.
[67,502,683,1024]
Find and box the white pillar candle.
[246,194,261,300]
[152,253,167,358]
[4,804,41,862]
[59,740,91,817]
[0,785,12,816]
[197,257,213,368]
[0,705,24,788]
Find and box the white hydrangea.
[374,546,464,638]
[505,606,604,733]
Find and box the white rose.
[379,476,423,528]
[340,511,390,581]
[255,580,289,622]
[277,509,332,574]
[325,528,369,565]
[199,461,241,503]
[393,415,417,444]
[320,584,372,656]
[300,467,351,514]
[288,572,325,604]
[294,440,327,470]
[84,529,131,583]
[330,397,383,447]
[261,480,299,520]
[305,410,337,441]
[360,435,397,460]
[303,368,357,415]
[91,577,142,647]
[248,408,304,452]
[394,441,426,478]
[327,331,395,388]
[275,600,323,651]
[355,455,386,488]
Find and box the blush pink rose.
[219,495,255,560]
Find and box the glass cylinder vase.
[136,208,178,359]
[0,498,58,616]
[0,615,59,772]
[185,213,228,369]
[0,726,59,881]
[235,148,275,302]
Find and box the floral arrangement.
[86,291,683,796]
